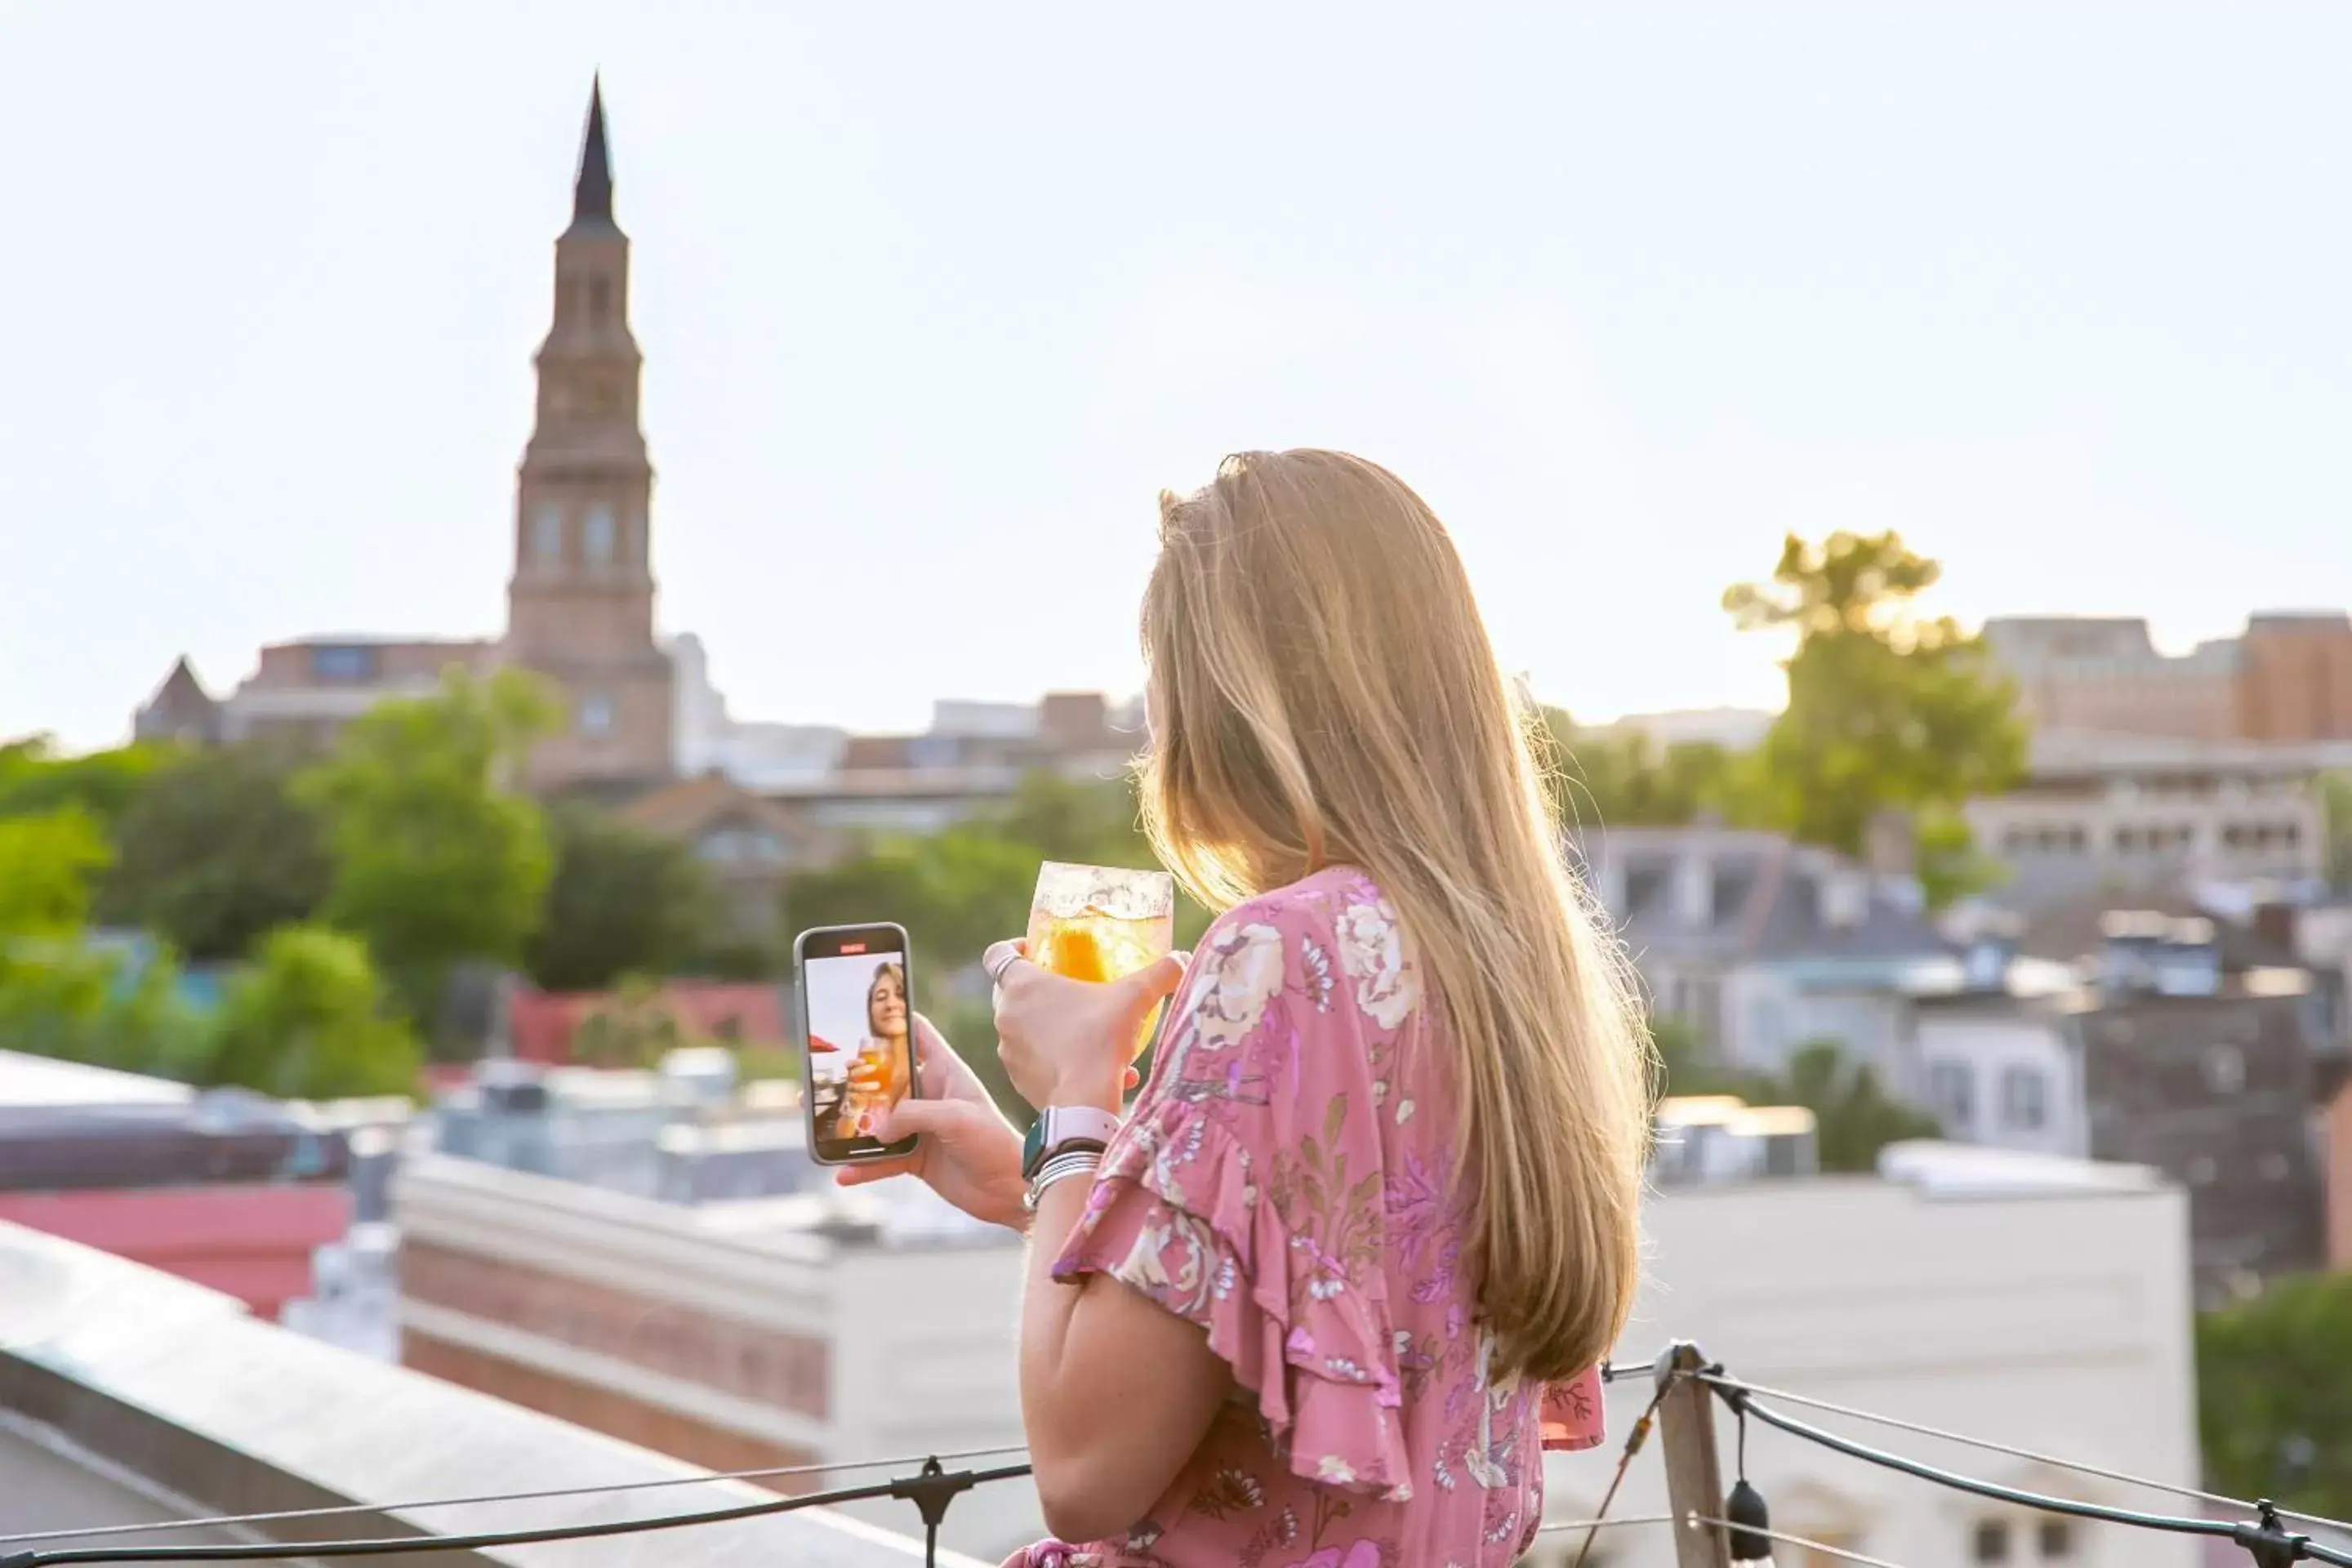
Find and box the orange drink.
[1026,862,1177,1061]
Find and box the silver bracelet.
[1022,1148,1102,1213]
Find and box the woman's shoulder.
[1187,866,1427,1040]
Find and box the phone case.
[795,923,920,1167]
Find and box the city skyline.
[7,3,2351,752]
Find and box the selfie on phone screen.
[802,936,915,1161]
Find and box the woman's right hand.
[834,1013,1028,1231]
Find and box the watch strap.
[1023,1106,1124,1178]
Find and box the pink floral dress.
[1018,866,1606,1568]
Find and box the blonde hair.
[1138,450,1653,1380]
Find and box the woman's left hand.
[985,939,1189,1114]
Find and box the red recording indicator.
[840,942,867,954]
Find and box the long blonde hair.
[1138,449,1652,1380]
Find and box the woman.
[838,960,912,1140]
[842,451,1654,1566]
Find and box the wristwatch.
[1021,1106,1122,1181]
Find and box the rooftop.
[0,1218,982,1566]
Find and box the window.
[1623,863,1669,918]
[1976,1519,2013,1565]
[2204,1044,2247,1095]
[583,503,616,566]
[589,276,612,318]
[532,503,564,563]
[309,644,377,683]
[2038,1520,2074,1560]
[2000,1066,2047,1132]
[578,693,615,737]
[1930,1061,1975,1130]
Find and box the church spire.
[572,75,615,227]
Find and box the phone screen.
[798,924,919,1165]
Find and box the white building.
[1535,1145,2198,1568]
[670,632,849,790]
[1579,823,1946,1089]
[399,1134,2198,1568]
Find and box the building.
[617,772,838,933]
[1983,611,2352,746]
[0,1051,354,1322]
[394,1147,1036,1561]
[1966,729,2337,914]
[1906,940,2091,1160]
[1983,617,2241,743]
[505,80,675,791]
[670,632,850,788]
[0,1218,976,1564]
[130,82,675,794]
[1535,1144,2198,1568]
[1579,822,1949,1086]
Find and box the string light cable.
[1710,1382,2352,1568]
[1692,1515,1914,1568]
[1570,1363,1681,1568]
[0,1443,1034,1551]
[0,1459,1035,1568]
[1696,1370,2352,1539]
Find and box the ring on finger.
[987,951,1022,985]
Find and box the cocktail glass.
[1026,861,1177,1061]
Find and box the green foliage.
[1652,1026,1938,1174]
[1544,711,1761,831]
[94,742,332,961]
[2319,773,2352,894]
[0,809,113,939]
[2199,1272,2352,1521]
[0,938,213,1081]
[524,804,715,992]
[1775,1039,1941,1172]
[1726,532,2028,906]
[296,668,557,1027]
[206,924,421,1100]
[0,737,174,830]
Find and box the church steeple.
[506,77,672,791]
[571,76,616,229]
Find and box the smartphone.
[795,923,920,1165]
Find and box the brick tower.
[505,78,675,791]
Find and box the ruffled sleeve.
[1049,906,1416,1502]
[1541,1367,1606,1451]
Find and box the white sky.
[6,3,2350,751]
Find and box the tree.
[0,809,112,939]
[1775,1040,1942,1173]
[1725,532,2027,906]
[1543,711,1759,831]
[2199,1272,2352,1521]
[205,924,421,1100]
[523,804,715,992]
[2319,773,2352,894]
[296,669,557,1030]
[1651,1024,1937,1174]
[0,737,174,830]
[94,742,332,961]
[0,938,212,1082]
